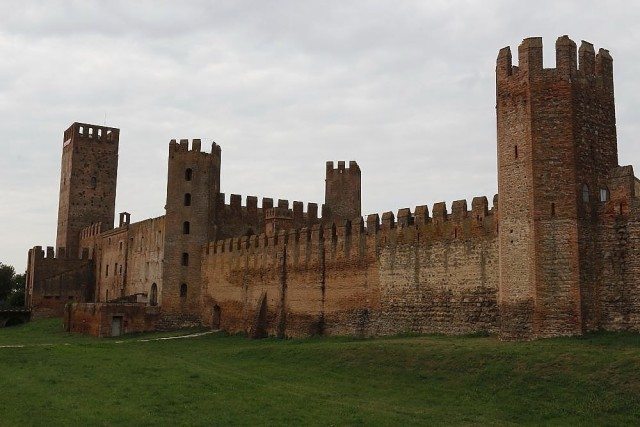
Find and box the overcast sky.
[1,1,639,271]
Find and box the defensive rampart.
[201,196,500,338]
[26,246,94,318]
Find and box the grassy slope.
[0,319,639,426]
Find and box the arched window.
[184,193,191,206]
[600,188,609,202]
[180,283,187,298]
[185,168,193,181]
[582,184,590,203]
[150,283,158,306]
[91,176,97,189]
[181,252,189,266]
[183,221,190,234]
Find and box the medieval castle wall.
[25,246,93,318]
[26,35,640,340]
[78,215,165,304]
[201,197,499,338]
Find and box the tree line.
[0,263,26,308]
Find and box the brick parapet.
[215,192,322,238]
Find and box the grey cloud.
[1,1,639,271]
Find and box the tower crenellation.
[324,160,361,221]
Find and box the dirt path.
[0,330,216,349]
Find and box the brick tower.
[56,122,120,257]
[496,36,617,339]
[324,161,361,221]
[161,139,221,319]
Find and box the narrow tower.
[324,161,361,221]
[496,36,617,339]
[161,139,221,319]
[56,122,120,257]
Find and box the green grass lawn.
[0,319,639,426]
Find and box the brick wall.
[201,199,500,338]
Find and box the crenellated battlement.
[496,35,613,82]
[63,122,120,145]
[326,160,361,175]
[29,245,90,261]
[168,138,221,156]
[206,193,499,263]
[215,193,322,237]
[80,222,103,239]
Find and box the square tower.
[162,139,221,317]
[56,122,120,257]
[496,36,616,339]
[324,161,361,221]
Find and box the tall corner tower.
[496,36,617,339]
[162,139,221,317]
[324,160,361,221]
[56,122,120,257]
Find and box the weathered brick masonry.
[25,35,640,339]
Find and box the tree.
[0,263,26,308]
[8,273,25,307]
[0,263,16,302]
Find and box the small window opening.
[119,265,123,276]
[105,264,109,277]
[119,241,123,252]
[514,145,518,159]
[150,283,158,306]
[184,193,191,206]
[582,184,590,203]
[183,221,190,234]
[551,203,556,216]
[600,188,609,202]
[185,168,193,181]
[182,252,189,266]
[454,228,457,238]
[91,176,97,189]
[180,283,188,298]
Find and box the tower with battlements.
[56,123,120,258]
[324,161,361,221]
[161,139,221,319]
[496,36,617,339]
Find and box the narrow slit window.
[183,221,190,234]
[551,203,556,216]
[514,145,518,159]
[600,188,609,202]
[582,184,590,203]
[182,252,189,266]
[150,283,158,306]
[184,193,191,206]
[185,168,193,181]
[180,283,187,298]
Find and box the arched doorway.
[212,305,221,329]
[150,283,158,306]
